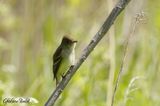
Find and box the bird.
[53,36,77,86]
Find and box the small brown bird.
[53,36,77,86]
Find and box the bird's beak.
[73,41,77,43]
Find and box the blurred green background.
[0,0,160,106]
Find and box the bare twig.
[111,11,145,106]
[45,0,131,106]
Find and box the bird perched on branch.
[53,36,77,86]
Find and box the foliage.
[0,0,160,106]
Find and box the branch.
[45,0,131,106]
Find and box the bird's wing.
[53,46,62,79]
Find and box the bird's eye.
[68,40,72,44]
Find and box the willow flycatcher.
[53,36,77,86]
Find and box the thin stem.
[111,12,142,106]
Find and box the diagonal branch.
[45,0,131,106]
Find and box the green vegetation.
[0,0,160,106]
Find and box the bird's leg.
[70,65,74,68]
[61,65,75,79]
[62,74,65,79]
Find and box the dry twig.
[111,11,146,106]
